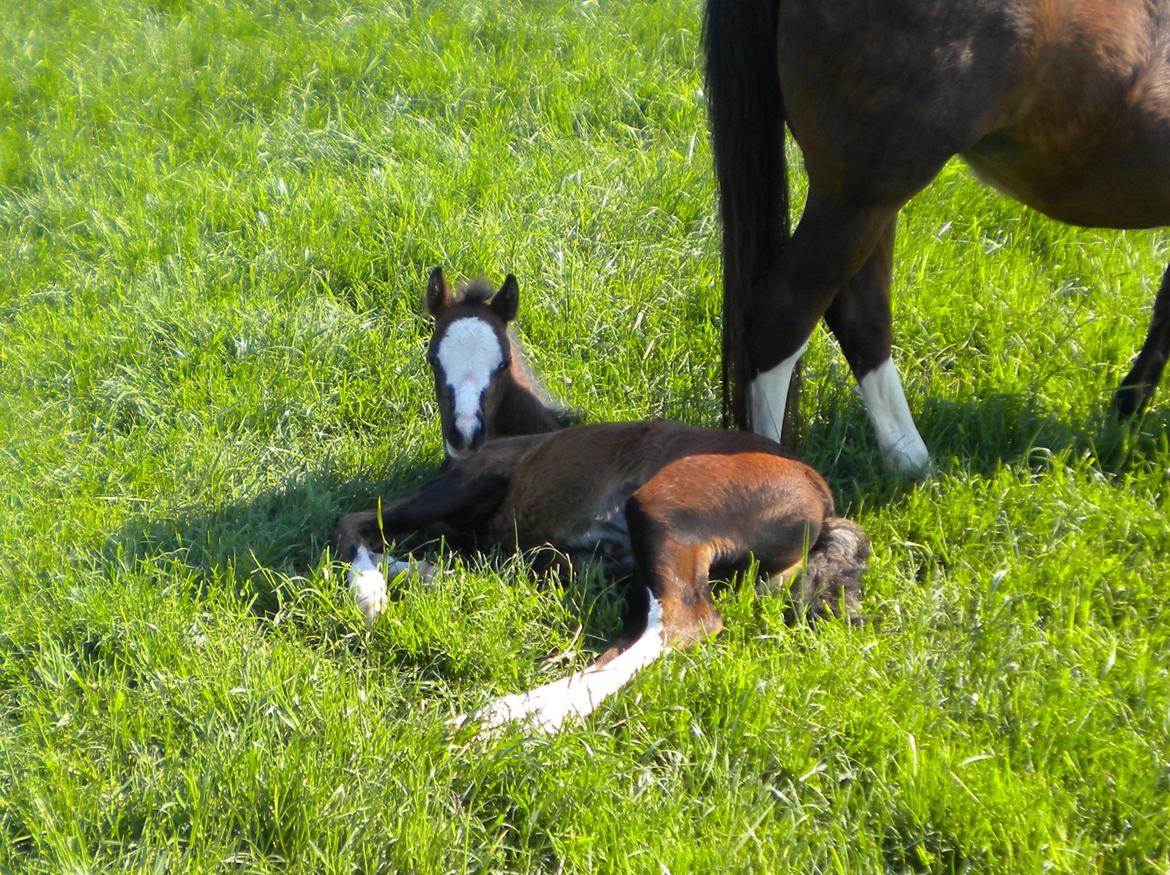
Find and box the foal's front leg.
[342,539,441,626]
[333,465,508,625]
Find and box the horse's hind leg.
[747,189,899,447]
[824,219,930,475]
[1115,263,1170,418]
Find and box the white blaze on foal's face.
[436,316,504,453]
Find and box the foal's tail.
[792,518,870,622]
[703,0,788,430]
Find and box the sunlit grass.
[1,0,1168,871]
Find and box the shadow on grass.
[917,391,1170,475]
[106,459,442,606]
[799,388,1170,512]
[103,452,640,684]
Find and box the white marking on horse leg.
[347,550,441,626]
[858,357,931,476]
[451,590,665,735]
[348,546,387,627]
[750,341,808,442]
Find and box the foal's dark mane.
[454,278,495,305]
[501,331,576,429]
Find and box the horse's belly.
[964,128,1170,229]
[964,10,1170,229]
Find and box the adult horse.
[705,0,1170,474]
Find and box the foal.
[332,271,868,734]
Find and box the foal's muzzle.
[448,414,485,456]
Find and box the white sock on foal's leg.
[858,357,931,476]
[348,546,387,626]
[750,340,808,444]
[347,547,441,627]
[451,590,666,735]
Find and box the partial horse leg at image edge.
[1116,263,1170,418]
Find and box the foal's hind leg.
[448,586,669,735]
[451,479,727,735]
[1115,263,1170,418]
[824,219,930,475]
[624,494,724,649]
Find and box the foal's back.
[474,420,834,557]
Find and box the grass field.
[3,0,1169,871]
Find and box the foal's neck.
[494,380,563,437]
[492,332,568,437]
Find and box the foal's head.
[425,266,519,459]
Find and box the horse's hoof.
[882,440,932,479]
[1112,383,1151,420]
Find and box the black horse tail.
[703,0,787,430]
[791,518,869,622]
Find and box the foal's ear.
[426,266,453,316]
[491,274,519,322]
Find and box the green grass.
[2,0,1169,871]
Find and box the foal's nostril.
[455,414,481,450]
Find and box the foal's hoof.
[348,566,387,627]
[348,557,443,626]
